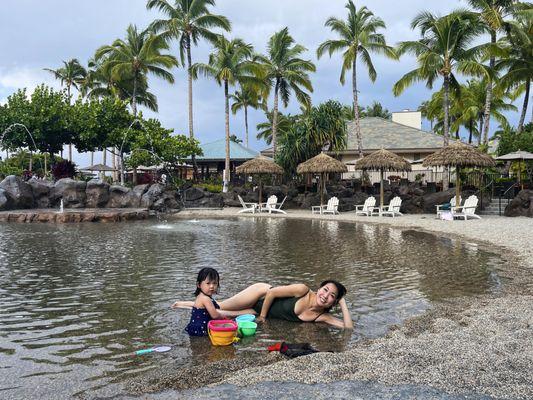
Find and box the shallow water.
[0,218,505,398]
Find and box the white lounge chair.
[379,196,403,217]
[436,196,461,218]
[237,195,257,214]
[312,197,339,215]
[355,196,376,216]
[260,195,287,214]
[451,195,480,220]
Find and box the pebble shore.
[149,210,533,399]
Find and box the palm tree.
[393,10,486,189]
[230,85,266,147]
[147,0,231,140]
[467,0,516,144]
[317,1,396,159]
[192,36,260,192]
[256,27,315,157]
[44,58,87,161]
[363,101,391,119]
[95,24,178,117]
[256,111,293,145]
[497,10,532,133]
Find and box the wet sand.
[132,209,533,399]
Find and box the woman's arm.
[257,284,309,322]
[315,299,354,329]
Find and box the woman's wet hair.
[319,279,347,310]
[194,267,220,296]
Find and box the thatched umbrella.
[496,150,533,190]
[423,143,495,208]
[297,152,347,206]
[354,149,412,209]
[236,156,284,204]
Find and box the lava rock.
[0,175,34,208]
[50,178,87,208]
[86,180,110,208]
[504,190,533,217]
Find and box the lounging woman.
[173,280,353,329]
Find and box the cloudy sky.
[0,0,525,165]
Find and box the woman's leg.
[218,283,271,311]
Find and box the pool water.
[0,218,505,398]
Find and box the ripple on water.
[0,218,506,399]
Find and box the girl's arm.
[315,298,354,329]
[171,300,194,309]
[257,284,309,322]
[200,296,224,320]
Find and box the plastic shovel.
[135,346,172,355]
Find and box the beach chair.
[312,197,339,215]
[355,196,376,216]
[379,196,403,217]
[260,195,287,214]
[237,195,257,214]
[451,195,481,220]
[436,196,461,218]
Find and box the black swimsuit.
[253,296,324,322]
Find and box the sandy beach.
[139,209,533,399]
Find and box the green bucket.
[237,321,257,337]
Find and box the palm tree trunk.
[517,78,530,134]
[67,84,73,162]
[272,79,280,157]
[132,74,138,117]
[352,59,363,159]
[478,116,483,146]
[482,31,496,147]
[468,119,473,144]
[223,79,230,193]
[442,75,450,191]
[101,148,107,180]
[244,105,249,148]
[186,34,199,181]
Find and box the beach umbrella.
[423,143,495,209]
[496,150,533,190]
[354,149,412,209]
[297,152,347,206]
[235,156,284,204]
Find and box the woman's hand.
[255,315,266,323]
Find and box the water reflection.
[0,218,505,399]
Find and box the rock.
[141,184,165,208]
[50,178,87,208]
[182,186,205,202]
[152,189,180,211]
[0,175,34,208]
[85,180,110,208]
[27,178,53,208]
[421,189,456,213]
[0,188,14,210]
[107,185,135,208]
[504,190,533,217]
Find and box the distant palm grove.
[0,0,531,189]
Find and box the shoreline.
[132,209,533,399]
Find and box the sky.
[0,0,526,166]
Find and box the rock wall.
[0,176,181,212]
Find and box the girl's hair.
[194,267,220,296]
[319,279,347,311]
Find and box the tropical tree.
[95,24,178,117]
[146,0,231,142]
[256,111,293,145]
[466,0,516,144]
[44,58,87,161]
[192,36,259,192]
[317,1,396,159]
[393,10,486,189]
[256,27,315,156]
[230,85,266,147]
[497,10,532,133]
[363,101,391,119]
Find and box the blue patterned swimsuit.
[185,298,220,336]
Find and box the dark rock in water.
[505,190,533,217]
[86,180,110,208]
[0,175,34,208]
[0,188,14,210]
[108,185,135,208]
[27,177,53,208]
[50,178,87,208]
[141,184,165,208]
[182,186,205,202]
[152,189,180,211]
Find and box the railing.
[499,182,519,216]
[474,175,495,211]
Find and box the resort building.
[186,138,259,180]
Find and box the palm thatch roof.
[423,143,495,168]
[235,156,284,175]
[296,153,347,174]
[80,164,117,172]
[354,149,412,172]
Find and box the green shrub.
[195,183,222,193]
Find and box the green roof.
[195,138,259,161]
[346,117,453,151]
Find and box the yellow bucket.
[207,320,239,346]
